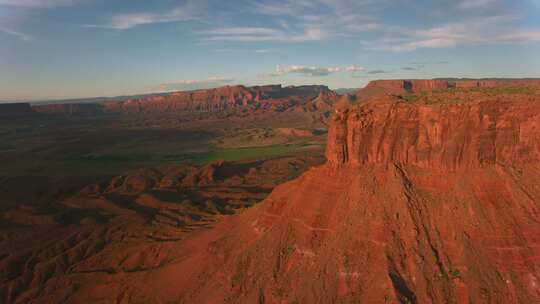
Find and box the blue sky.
[1,0,540,101]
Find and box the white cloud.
[266,65,341,77]
[0,27,33,41]
[108,9,191,30]
[275,65,341,77]
[200,0,380,43]
[345,65,366,73]
[199,26,327,43]
[158,77,234,91]
[86,2,203,30]
[260,64,370,78]
[367,15,540,52]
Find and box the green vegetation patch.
[188,143,322,165]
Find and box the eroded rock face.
[357,79,540,100]
[103,85,330,113]
[327,98,540,169]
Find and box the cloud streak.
[0,27,33,41]
[86,2,204,30]
[367,15,540,52]
[199,27,327,43]
[261,64,369,78]
[200,0,380,43]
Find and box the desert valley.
[1,79,540,303]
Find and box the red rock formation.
[0,103,32,118]
[357,79,540,100]
[3,83,540,303]
[275,128,314,137]
[453,79,540,88]
[147,93,540,303]
[303,90,340,112]
[103,85,330,113]
[326,97,540,169]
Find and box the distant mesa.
[23,84,332,116]
[356,78,540,100]
[4,79,540,119]
[103,84,331,114]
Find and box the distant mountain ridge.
[4,79,540,118]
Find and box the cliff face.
[358,79,540,100]
[103,85,330,113]
[326,98,540,169]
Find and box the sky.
[1,0,540,101]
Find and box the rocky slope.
[0,156,325,304]
[155,92,540,303]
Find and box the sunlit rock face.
[327,98,540,169]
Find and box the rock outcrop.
[357,78,540,100]
[326,97,540,169]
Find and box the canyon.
[1,79,540,303]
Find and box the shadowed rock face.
[0,103,32,118]
[326,98,540,169]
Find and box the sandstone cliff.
[358,78,540,100]
[326,97,540,169]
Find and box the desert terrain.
[1,79,540,303]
